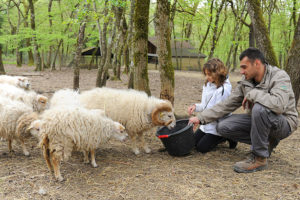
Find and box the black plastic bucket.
[156,119,195,156]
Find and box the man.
[189,47,298,173]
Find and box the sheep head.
[27,120,43,139]
[18,77,31,90]
[36,95,49,112]
[151,101,176,129]
[16,112,39,139]
[112,122,128,142]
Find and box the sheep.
[0,75,31,90]
[49,88,81,108]
[79,87,176,155]
[0,83,48,113]
[0,96,38,156]
[28,106,128,182]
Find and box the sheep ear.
[38,96,48,104]
[151,103,172,126]
[114,122,125,131]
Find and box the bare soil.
[0,64,299,200]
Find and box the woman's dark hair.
[239,47,266,64]
[203,58,228,88]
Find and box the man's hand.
[242,97,253,110]
[187,104,196,115]
[189,116,200,126]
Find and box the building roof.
[148,37,206,58]
[81,47,101,56]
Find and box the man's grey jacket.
[196,64,299,133]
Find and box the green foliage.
[0,0,297,69]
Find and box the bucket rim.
[156,119,193,138]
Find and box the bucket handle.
[158,135,169,138]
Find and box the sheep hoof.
[24,151,30,156]
[57,176,64,182]
[144,147,151,154]
[83,160,90,164]
[133,149,140,155]
[91,163,98,168]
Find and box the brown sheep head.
[151,101,176,129]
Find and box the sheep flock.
[0,75,176,182]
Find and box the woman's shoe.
[228,139,237,149]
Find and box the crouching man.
[189,47,298,173]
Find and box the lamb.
[0,96,38,156]
[28,106,128,182]
[0,83,48,112]
[0,75,31,90]
[79,87,176,155]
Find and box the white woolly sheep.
[0,83,48,113]
[0,96,38,156]
[49,88,81,108]
[0,75,31,90]
[29,106,127,182]
[79,87,176,155]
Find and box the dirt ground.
[0,64,299,200]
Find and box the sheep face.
[159,111,176,129]
[151,102,176,129]
[18,77,31,89]
[36,95,49,112]
[27,120,42,139]
[112,122,128,142]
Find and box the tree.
[247,0,279,67]
[133,0,151,95]
[95,0,109,87]
[0,13,5,74]
[208,0,227,59]
[28,0,42,71]
[285,13,300,106]
[155,0,175,104]
[73,2,89,90]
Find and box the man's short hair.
[239,47,266,64]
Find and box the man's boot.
[233,154,268,173]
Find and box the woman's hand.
[188,116,200,126]
[187,104,196,115]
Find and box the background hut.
[148,37,206,71]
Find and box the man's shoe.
[268,137,279,157]
[233,154,268,173]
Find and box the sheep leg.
[83,150,90,164]
[137,132,151,154]
[90,149,98,168]
[19,138,30,156]
[129,134,140,155]
[8,139,13,154]
[51,152,64,182]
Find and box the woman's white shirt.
[194,78,232,136]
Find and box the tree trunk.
[208,0,226,59]
[23,1,34,66]
[198,0,214,54]
[0,47,5,75]
[73,4,89,90]
[155,0,174,104]
[28,0,42,71]
[285,13,300,106]
[47,0,53,69]
[95,0,108,87]
[127,0,135,88]
[184,1,199,41]
[247,0,279,66]
[133,0,151,95]
[0,14,5,74]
